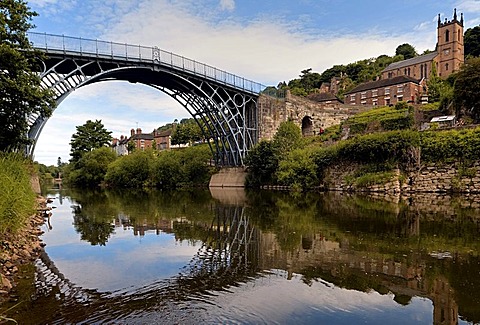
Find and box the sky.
[27,0,480,165]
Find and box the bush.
[277,148,318,189]
[67,147,117,187]
[0,153,36,234]
[105,150,155,188]
[420,128,480,163]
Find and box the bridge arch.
[28,33,264,166]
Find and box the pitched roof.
[382,52,438,72]
[345,75,420,95]
[131,133,154,140]
[307,92,343,103]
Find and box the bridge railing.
[28,32,268,95]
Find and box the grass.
[0,153,36,234]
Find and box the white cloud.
[456,0,480,13]
[220,0,235,12]
[98,0,418,85]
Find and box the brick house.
[344,76,421,106]
[153,129,172,150]
[129,128,154,151]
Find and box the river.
[3,187,480,324]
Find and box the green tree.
[454,57,480,120]
[245,140,279,187]
[395,43,417,60]
[0,0,56,152]
[171,118,204,146]
[70,119,112,164]
[465,26,480,58]
[68,147,117,187]
[273,120,304,157]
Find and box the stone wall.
[322,161,480,195]
[258,92,369,141]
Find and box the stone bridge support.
[258,91,368,140]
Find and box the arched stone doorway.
[302,116,314,136]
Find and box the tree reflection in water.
[4,189,480,324]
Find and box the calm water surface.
[4,188,480,324]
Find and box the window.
[350,95,355,103]
[361,100,367,105]
[361,92,366,99]
[408,68,411,76]
[373,99,378,106]
[385,87,390,95]
[446,63,449,71]
[372,90,378,97]
[445,29,450,42]
[397,85,403,93]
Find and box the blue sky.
[28,0,480,165]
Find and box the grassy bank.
[0,153,36,234]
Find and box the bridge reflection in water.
[12,190,480,324]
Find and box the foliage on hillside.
[342,102,414,135]
[245,120,480,190]
[0,153,36,234]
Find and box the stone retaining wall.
[322,161,480,195]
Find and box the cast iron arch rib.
[27,32,263,166]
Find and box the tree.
[465,26,480,58]
[244,140,279,187]
[67,147,117,187]
[0,0,56,152]
[273,120,304,157]
[395,43,417,60]
[171,118,204,146]
[454,57,480,120]
[70,120,112,164]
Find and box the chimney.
[136,128,142,135]
[131,128,135,136]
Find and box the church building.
[344,9,464,106]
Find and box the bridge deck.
[28,32,265,96]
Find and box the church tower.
[436,8,464,77]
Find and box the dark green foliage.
[105,145,214,189]
[454,57,480,121]
[465,26,480,58]
[395,43,417,60]
[245,140,279,187]
[420,128,480,163]
[67,147,117,187]
[272,120,304,155]
[171,118,205,146]
[245,121,304,188]
[105,150,155,188]
[337,130,420,164]
[0,0,56,151]
[286,54,404,98]
[69,120,112,164]
[277,148,318,190]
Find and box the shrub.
[277,148,318,189]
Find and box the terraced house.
[345,8,464,106]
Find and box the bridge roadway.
[27,32,268,166]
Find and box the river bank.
[0,197,50,305]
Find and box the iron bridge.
[27,32,267,166]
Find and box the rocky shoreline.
[0,197,51,305]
